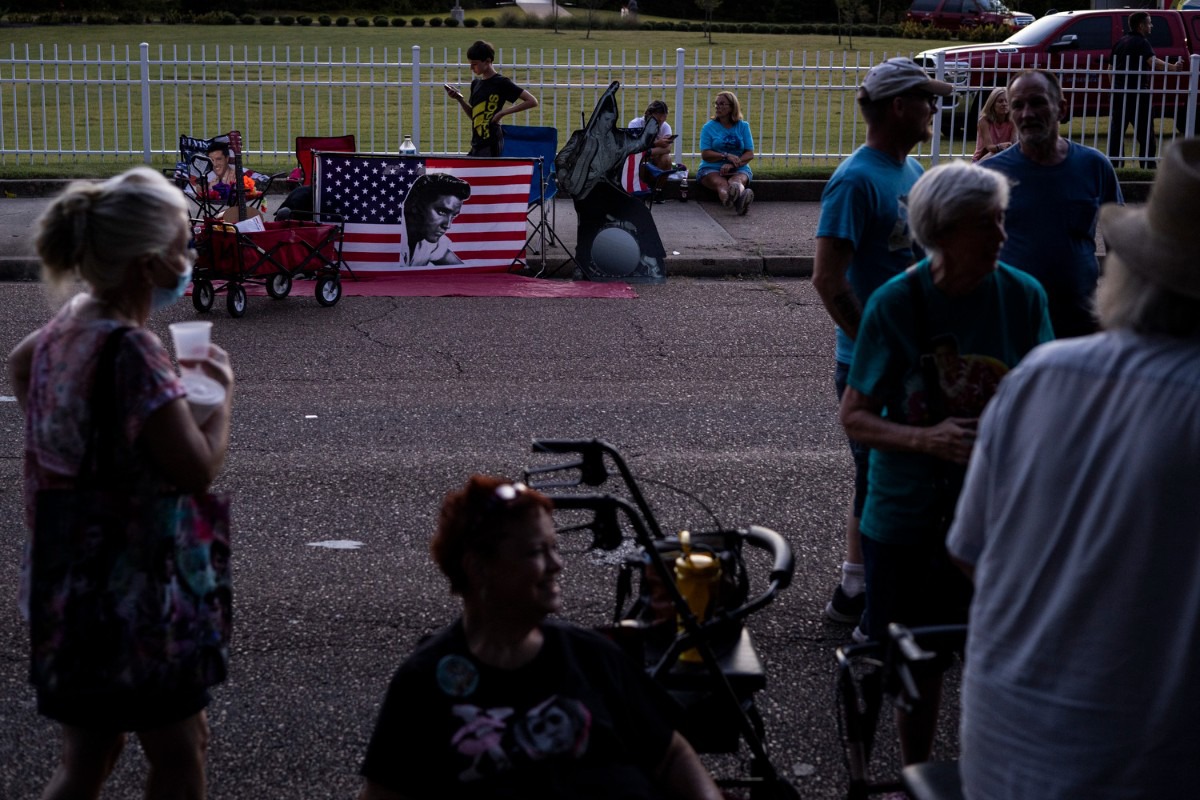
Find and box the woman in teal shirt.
[698,91,755,215]
[838,160,1053,769]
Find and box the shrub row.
[5,11,491,28]
[2,12,999,41]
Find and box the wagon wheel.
[191,279,215,313]
[226,284,247,318]
[266,271,292,299]
[315,276,341,307]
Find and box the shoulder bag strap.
[907,269,949,423]
[77,326,131,488]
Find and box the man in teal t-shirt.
[812,58,952,636]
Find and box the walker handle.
[721,524,794,621]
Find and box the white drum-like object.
[590,225,641,277]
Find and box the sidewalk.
[0,180,825,281]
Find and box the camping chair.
[170,131,272,221]
[619,151,689,209]
[285,134,357,189]
[500,124,575,276]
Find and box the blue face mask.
[150,262,193,312]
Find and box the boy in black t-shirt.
[445,40,539,157]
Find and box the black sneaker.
[825,584,865,625]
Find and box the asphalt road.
[0,278,961,798]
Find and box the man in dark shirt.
[445,40,539,157]
[1107,12,1185,170]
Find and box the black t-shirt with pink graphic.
[361,618,675,799]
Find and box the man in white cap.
[948,137,1200,799]
[813,57,952,640]
[980,68,1123,339]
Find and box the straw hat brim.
[1098,139,1200,300]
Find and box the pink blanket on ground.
[194,273,637,299]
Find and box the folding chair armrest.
[165,164,188,188]
[252,172,275,197]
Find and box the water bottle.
[399,135,418,156]
[673,531,721,663]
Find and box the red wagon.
[191,217,347,317]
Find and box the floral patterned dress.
[20,298,184,619]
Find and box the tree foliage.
[696,0,721,43]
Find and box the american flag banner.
[313,153,535,274]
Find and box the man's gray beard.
[1019,126,1054,148]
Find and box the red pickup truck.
[914,9,1200,136]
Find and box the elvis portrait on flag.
[313,152,534,275]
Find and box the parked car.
[1010,10,1035,27]
[907,0,1019,31]
[915,8,1200,135]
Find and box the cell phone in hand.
[444,84,462,98]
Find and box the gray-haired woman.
[8,167,234,800]
[838,160,1053,766]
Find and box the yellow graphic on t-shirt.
[472,94,501,140]
[929,338,1009,418]
[905,338,1010,423]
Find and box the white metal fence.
[2,42,1197,169]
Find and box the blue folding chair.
[501,124,575,275]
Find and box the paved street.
[0,275,959,797]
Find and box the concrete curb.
[0,175,1136,282]
[0,258,39,281]
[664,256,814,278]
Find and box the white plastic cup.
[181,372,226,426]
[169,321,213,366]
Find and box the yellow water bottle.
[674,530,721,663]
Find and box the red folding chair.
[285,135,357,188]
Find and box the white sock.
[841,561,865,597]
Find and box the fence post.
[673,47,685,163]
[1185,53,1198,140]
[140,42,152,164]
[411,44,422,151]
[930,51,945,167]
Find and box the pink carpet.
[342,273,636,298]
[211,273,637,299]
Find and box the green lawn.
[2,22,958,178]
[0,20,950,61]
[0,21,1155,181]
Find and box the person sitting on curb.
[629,100,677,173]
[697,91,755,215]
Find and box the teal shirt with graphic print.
[849,259,1053,546]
